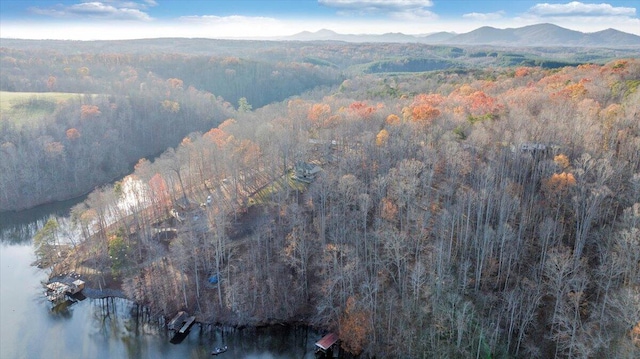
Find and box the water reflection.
[0,195,85,244]
[0,203,320,359]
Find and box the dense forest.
[2,39,638,211]
[2,39,639,358]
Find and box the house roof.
[295,161,322,173]
[315,332,339,350]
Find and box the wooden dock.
[179,316,196,334]
[168,311,188,331]
[168,311,196,334]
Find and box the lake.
[0,201,320,359]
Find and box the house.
[517,142,561,156]
[293,161,322,183]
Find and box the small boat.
[211,345,228,355]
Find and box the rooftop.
[315,332,339,351]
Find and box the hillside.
[39,58,640,358]
[283,23,640,48]
[1,38,638,212]
[447,23,640,47]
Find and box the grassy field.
[0,91,85,126]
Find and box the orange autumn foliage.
[632,321,640,348]
[554,82,587,100]
[339,296,370,356]
[375,129,389,147]
[80,105,101,119]
[410,103,441,123]
[148,173,170,207]
[308,103,331,123]
[381,197,398,222]
[514,67,530,77]
[349,101,376,119]
[66,128,80,140]
[543,172,577,195]
[204,128,231,149]
[553,154,571,170]
[402,93,444,124]
[413,93,444,107]
[468,91,502,117]
[385,114,400,126]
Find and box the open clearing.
[0,91,86,126]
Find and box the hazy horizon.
[0,0,639,41]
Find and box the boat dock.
[168,311,197,334]
[45,279,85,303]
[315,332,339,358]
[179,316,196,334]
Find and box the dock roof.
[315,332,339,351]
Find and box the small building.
[45,279,85,303]
[315,332,339,357]
[517,142,560,157]
[68,279,85,294]
[293,161,322,183]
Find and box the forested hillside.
[42,59,640,358]
[4,39,638,211]
[0,46,341,210]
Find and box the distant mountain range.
[284,23,640,47]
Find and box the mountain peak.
[284,24,640,47]
[315,29,338,35]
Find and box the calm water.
[0,202,319,359]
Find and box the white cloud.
[28,1,153,21]
[529,1,636,17]
[391,9,438,21]
[516,1,639,34]
[462,11,505,21]
[179,15,279,24]
[319,0,433,10]
[319,0,436,21]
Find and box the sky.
[0,0,639,40]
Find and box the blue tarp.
[208,275,219,284]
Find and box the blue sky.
[1,1,638,40]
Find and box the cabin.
[516,142,560,157]
[293,161,322,183]
[315,332,339,358]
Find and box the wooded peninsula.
[2,39,639,358]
